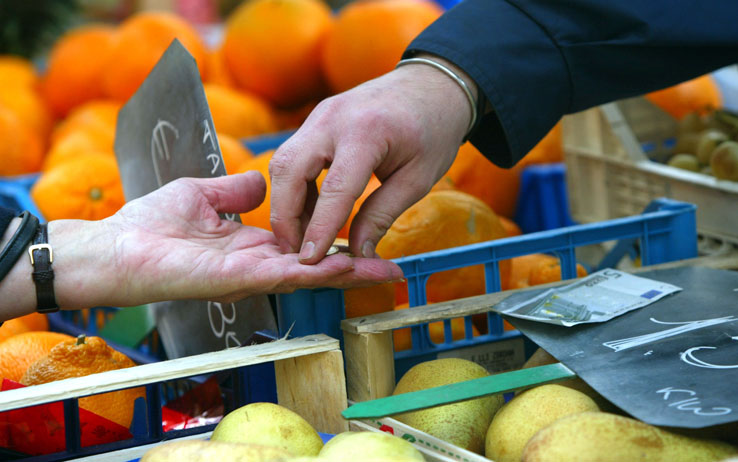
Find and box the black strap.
[30,224,59,313]
[0,211,39,282]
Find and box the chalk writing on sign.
[151,119,180,188]
[680,346,738,369]
[656,387,731,416]
[602,316,738,352]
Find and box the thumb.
[347,173,428,258]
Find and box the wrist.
[47,219,121,309]
[395,53,480,142]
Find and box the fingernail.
[362,240,375,258]
[299,241,315,261]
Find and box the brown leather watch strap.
[28,224,59,313]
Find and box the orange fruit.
[393,303,480,351]
[0,331,73,382]
[51,99,120,147]
[21,335,146,428]
[344,283,396,319]
[321,0,442,94]
[238,150,274,230]
[376,190,511,304]
[274,99,319,131]
[31,154,125,221]
[499,216,522,237]
[443,142,524,218]
[103,11,207,102]
[219,133,254,173]
[518,122,563,167]
[223,0,333,108]
[0,85,53,143]
[43,130,115,171]
[40,24,118,117]
[204,46,236,88]
[0,313,49,343]
[0,55,38,89]
[645,74,722,120]
[0,105,44,175]
[204,83,278,139]
[505,253,555,290]
[528,258,588,286]
[336,175,382,239]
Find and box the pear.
[667,153,700,172]
[392,358,503,454]
[318,431,425,461]
[140,439,292,462]
[696,129,730,165]
[486,384,600,462]
[521,412,738,462]
[710,141,738,181]
[211,402,323,457]
[520,348,619,413]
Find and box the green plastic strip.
[342,363,576,420]
[98,305,156,348]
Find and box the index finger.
[269,129,331,254]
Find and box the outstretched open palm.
[104,172,402,307]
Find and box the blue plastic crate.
[0,174,43,220]
[277,198,698,377]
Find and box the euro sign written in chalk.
[114,40,277,359]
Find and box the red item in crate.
[162,377,224,432]
[0,379,133,456]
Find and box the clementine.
[393,303,480,352]
[321,0,442,94]
[0,85,53,144]
[0,331,73,382]
[499,216,522,237]
[219,133,254,173]
[223,0,333,108]
[31,154,125,221]
[0,313,49,343]
[103,11,206,102]
[336,175,382,239]
[238,150,274,230]
[645,74,722,120]
[40,24,118,117]
[528,258,588,286]
[204,45,236,88]
[376,190,510,305]
[21,335,146,429]
[43,131,115,172]
[0,55,38,89]
[0,105,44,175]
[204,83,278,139]
[443,141,524,218]
[51,99,120,147]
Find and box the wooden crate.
[341,254,738,461]
[0,334,348,460]
[563,97,738,247]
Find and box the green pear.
[318,431,425,461]
[211,402,323,457]
[140,439,292,462]
[392,358,503,454]
[520,348,619,413]
[522,412,738,462]
[486,384,599,462]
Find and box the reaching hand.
[42,172,402,311]
[269,56,476,264]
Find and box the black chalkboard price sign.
[505,266,738,429]
[114,40,277,359]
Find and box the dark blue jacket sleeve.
[405,0,738,167]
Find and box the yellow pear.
[318,431,425,461]
[522,412,738,462]
[520,348,619,412]
[485,384,600,462]
[392,358,503,454]
[211,402,323,456]
[140,439,292,461]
